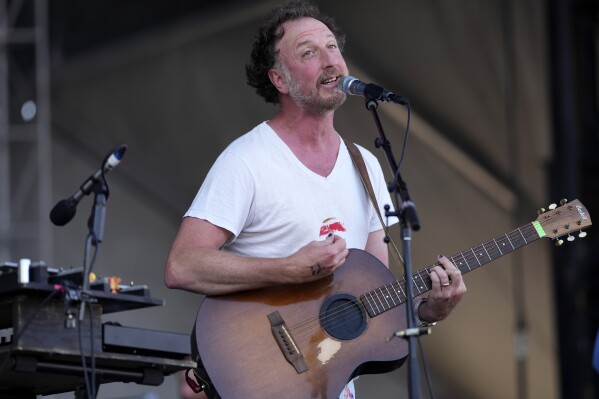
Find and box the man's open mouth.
[321,75,340,85]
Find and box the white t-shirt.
[186,121,394,254]
[185,121,396,399]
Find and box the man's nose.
[320,48,341,68]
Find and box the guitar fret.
[361,293,375,316]
[507,230,519,247]
[373,290,386,312]
[481,243,492,262]
[421,270,432,291]
[504,233,516,250]
[470,248,482,266]
[466,252,478,268]
[421,272,429,290]
[412,276,423,295]
[492,238,504,255]
[393,284,402,304]
[522,229,532,244]
[378,288,391,310]
[484,241,498,260]
[395,281,407,302]
[517,228,528,244]
[416,272,428,292]
[448,257,460,274]
[496,236,510,253]
[385,285,398,306]
[492,240,503,256]
[469,252,478,263]
[460,253,472,271]
[473,245,490,264]
[367,291,381,315]
[509,230,525,248]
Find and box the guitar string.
[290,225,535,337]
[291,256,475,344]
[290,211,577,343]
[289,278,413,342]
[289,224,543,344]
[290,265,449,343]
[290,226,535,341]
[291,268,450,345]
[291,231,531,343]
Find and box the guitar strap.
[342,138,404,268]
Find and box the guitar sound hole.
[319,294,367,340]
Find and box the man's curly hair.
[245,0,346,104]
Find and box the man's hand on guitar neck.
[419,255,467,323]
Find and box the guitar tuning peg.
[560,198,568,205]
[579,231,587,238]
[548,203,557,210]
[567,234,575,242]
[537,207,546,215]
[554,238,564,247]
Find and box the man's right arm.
[164,217,348,296]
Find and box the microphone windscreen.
[50,198,78,226]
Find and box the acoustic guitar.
[194,199,591,399]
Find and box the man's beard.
[279,64,346,115]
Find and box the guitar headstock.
[535,199,592,245]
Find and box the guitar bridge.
[268,311,308,374]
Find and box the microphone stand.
[79,176,108,320]
[50,145,124,399]
[364,96,422,399]
[78,177,108,399]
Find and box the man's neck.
[267,105,341,177]
[268,106,337,151]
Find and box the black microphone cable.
[79,233,100,399]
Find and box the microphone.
[50,144,127,226]
[338,75,408,105]
[386,327,432,341]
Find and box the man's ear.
[268,68,289,95]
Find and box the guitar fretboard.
[360,222,541,317]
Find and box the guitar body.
[194,249,408,399]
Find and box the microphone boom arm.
[49,144,127,226]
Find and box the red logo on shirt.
[319,217,346,237]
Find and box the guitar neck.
[361,221,542,317]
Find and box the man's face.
[273,17,349,114]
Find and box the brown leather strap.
[343,138,404,267]
[344,139,381,217]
